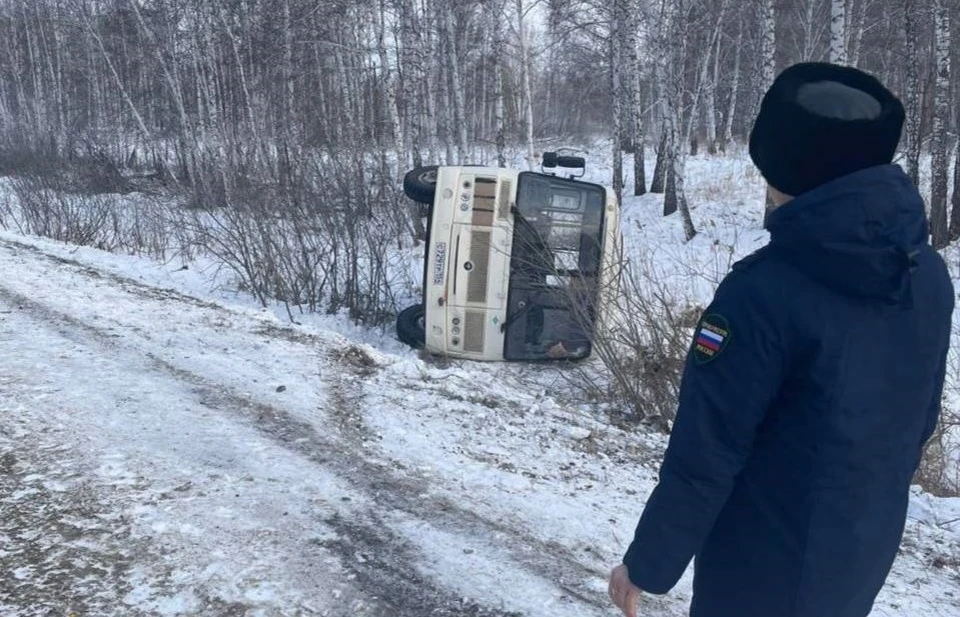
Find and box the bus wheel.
[396,304,426,348]
[403,167,439,204]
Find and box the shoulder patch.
[693,314,730,363]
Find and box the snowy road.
[0,233,957,617]
[0,236,619,617]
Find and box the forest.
[0,1,957,242]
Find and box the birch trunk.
[611,1,625,206]
[218,6,259,145]
[651,130,668,194]
[760,0,776,90]
[81,9,150,140]
[443,4,468,162]
[377,0,406,174]
[422,5,440,163]
[758,0,776,209]
[628,0,646,195]
[931,0,950,247]
[515,0,536,170]
[282,0,296,138]
[848,0,867,67]
[802,0,817,61]
[703,0,729,155]
[438,7,455,165]
[39,2,65,145]
[705,45,720,154]
[903,0,921,186]
[830,0,847,64]
[399,0,424,167]
[650,0,670,194]
[126,0,190,134]
[663,0,696,240]
[22,1,44,137]
[952,145,960,236]
[720,17,743,152]
[493,0,507,167]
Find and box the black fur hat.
[749,62,905,197]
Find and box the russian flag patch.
[694,314,730,363]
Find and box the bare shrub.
[0,128,167,196]
[3,174,180,260]
[561,224,739,429]
[8,176,119,248]
[916,413,960,497]
[917,312,960,497]
[184,148,415,324]
[582,251,703,430]
[3,128,416,327]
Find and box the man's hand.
[608,564,642,617]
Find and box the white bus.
[397,153,621,362]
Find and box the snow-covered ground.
[1,151,958,616]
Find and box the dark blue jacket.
[622,164,954,617]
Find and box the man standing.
[609,63,954,617]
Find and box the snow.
[0,151,958,616]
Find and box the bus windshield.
[503,172,606,361]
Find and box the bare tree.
[442,2,469,162]
[758,0,777,210]
[830,0,848,64]
[663,0,697,241]
[702,0,730,155]
[627,0,647,195]
[611,0,626,204]
[847,0,869,66]
[930,0,950,248]
[902,0,922,187]
[378,0,406,175]
[720,15,743,152]
[650,0,671,195]
[492,0,508,167]
[515,0,536,170]
[793,0,826,61]
[952,145,960,238]
[399,0,426,166]
[760,0,777,91]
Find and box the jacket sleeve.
[622,269,792,594]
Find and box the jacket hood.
[764,164,928,303]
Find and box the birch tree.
[930,0,950,248]
[611,0,626,205]
[398,0,425,167]
[720,16,743,152]
[758,0,776,209]
[282,0,295,138]
[377,0,405,175]
[902,0,922,186]
[702,0,730,155]
[794,0,824,61]
[492,0,507,167]
[847,0,868,66]
[515,0,536,170]
[626,0,646,195]
[662,0,696,241]
[442,2,468,162]
[830,0,847,64]
[952,146,960,238]
[650,0,671,195]
[0,0,952,223]
[759,0,777,100]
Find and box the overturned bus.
[397,153,622,362]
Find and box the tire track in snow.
[0,238,612,616]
